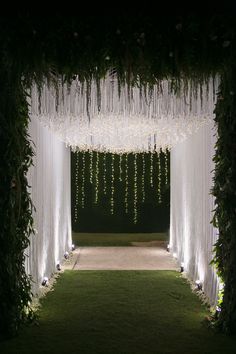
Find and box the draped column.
[170,121,219,305]
[26,116,72,295]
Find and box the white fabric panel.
[25,116,72,295]
[170,121,219,305]
[29,77,218,153]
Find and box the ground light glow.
[195,280,202,291]
[56,261,61,271]
[41,277,49,286]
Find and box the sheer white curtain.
[170,121,219,305]
[29,77,218,153]
[25,116,72,295]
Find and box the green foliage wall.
[0,12,236,338]
[0,71,35,339]
[211,65,236,334]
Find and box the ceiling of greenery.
[0,10,235,85]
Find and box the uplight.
[42,277,48,286]
[64,251,69,259]
[56,261,61,271]
[195,280,202,291]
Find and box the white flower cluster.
[29,73,218,154]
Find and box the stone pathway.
[64,242,178,271]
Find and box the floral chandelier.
[29,72,219,154]
[28,72,219,225]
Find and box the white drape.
[25,76,220,304]
[170,121,219,305]
[29,76,218,153]
[25,116,72,295]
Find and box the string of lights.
[150,152,154,188]
[81,151,85,208]
[110,153,115,215]
[165,150,169,185]
[119,154,123,182]
[74,151,79,222]
[103,153,107,195]
[133,153,138,224]
[141,153,146,203]
[125,153,129,214]
[95,151,99,204]
[89,150,93,184]
[157,152,162,204]
[74,150,169,224]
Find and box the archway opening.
[1,12,235,338]
[27,73,219,307]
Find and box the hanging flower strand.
[142,152,145,203]
[110,153,115,214]
[103,153,107,195]
[89,150,93,184]
[119,154,123,182]
[150,152,154,187]
[74,151,79,222]
[94,151,99,204]
[165,149,168,185]
[133,153,138,224]
[124,153,129,214]
[81,150,85,208]
[157,151,162,204]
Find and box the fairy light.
[74,151,79,222]
[124,153,129,214]
[81,151,85,208]
[110,153,115,214]
[165,149,168,185]
[157,151,162,204]
[73,147,168,224]
[89,150,93,184]
[32,76,218,154]
[119,154,123,182]
[103,153,107,195]
[133,153,138,224]
[150,152,154,187]
[141,152,145,203]
[94,151,99,204]
[102,152,107,195]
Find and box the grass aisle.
[1,271,236,354]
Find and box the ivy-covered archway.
[0,12,236,338]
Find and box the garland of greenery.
[1,14,234,87]
[0,13,236,338]
[211,64,236,334]
[0,70,35,339]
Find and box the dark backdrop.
[71,151,170,233]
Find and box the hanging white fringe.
[29,73,219,153]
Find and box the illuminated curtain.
[170,121,219,305]
[29,75,218,153]
[25,116,72,295]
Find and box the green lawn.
[72,232,167,246]
[1,271,236,354]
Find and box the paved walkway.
[65,242,178,271]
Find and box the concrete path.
[66,243,178,271]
